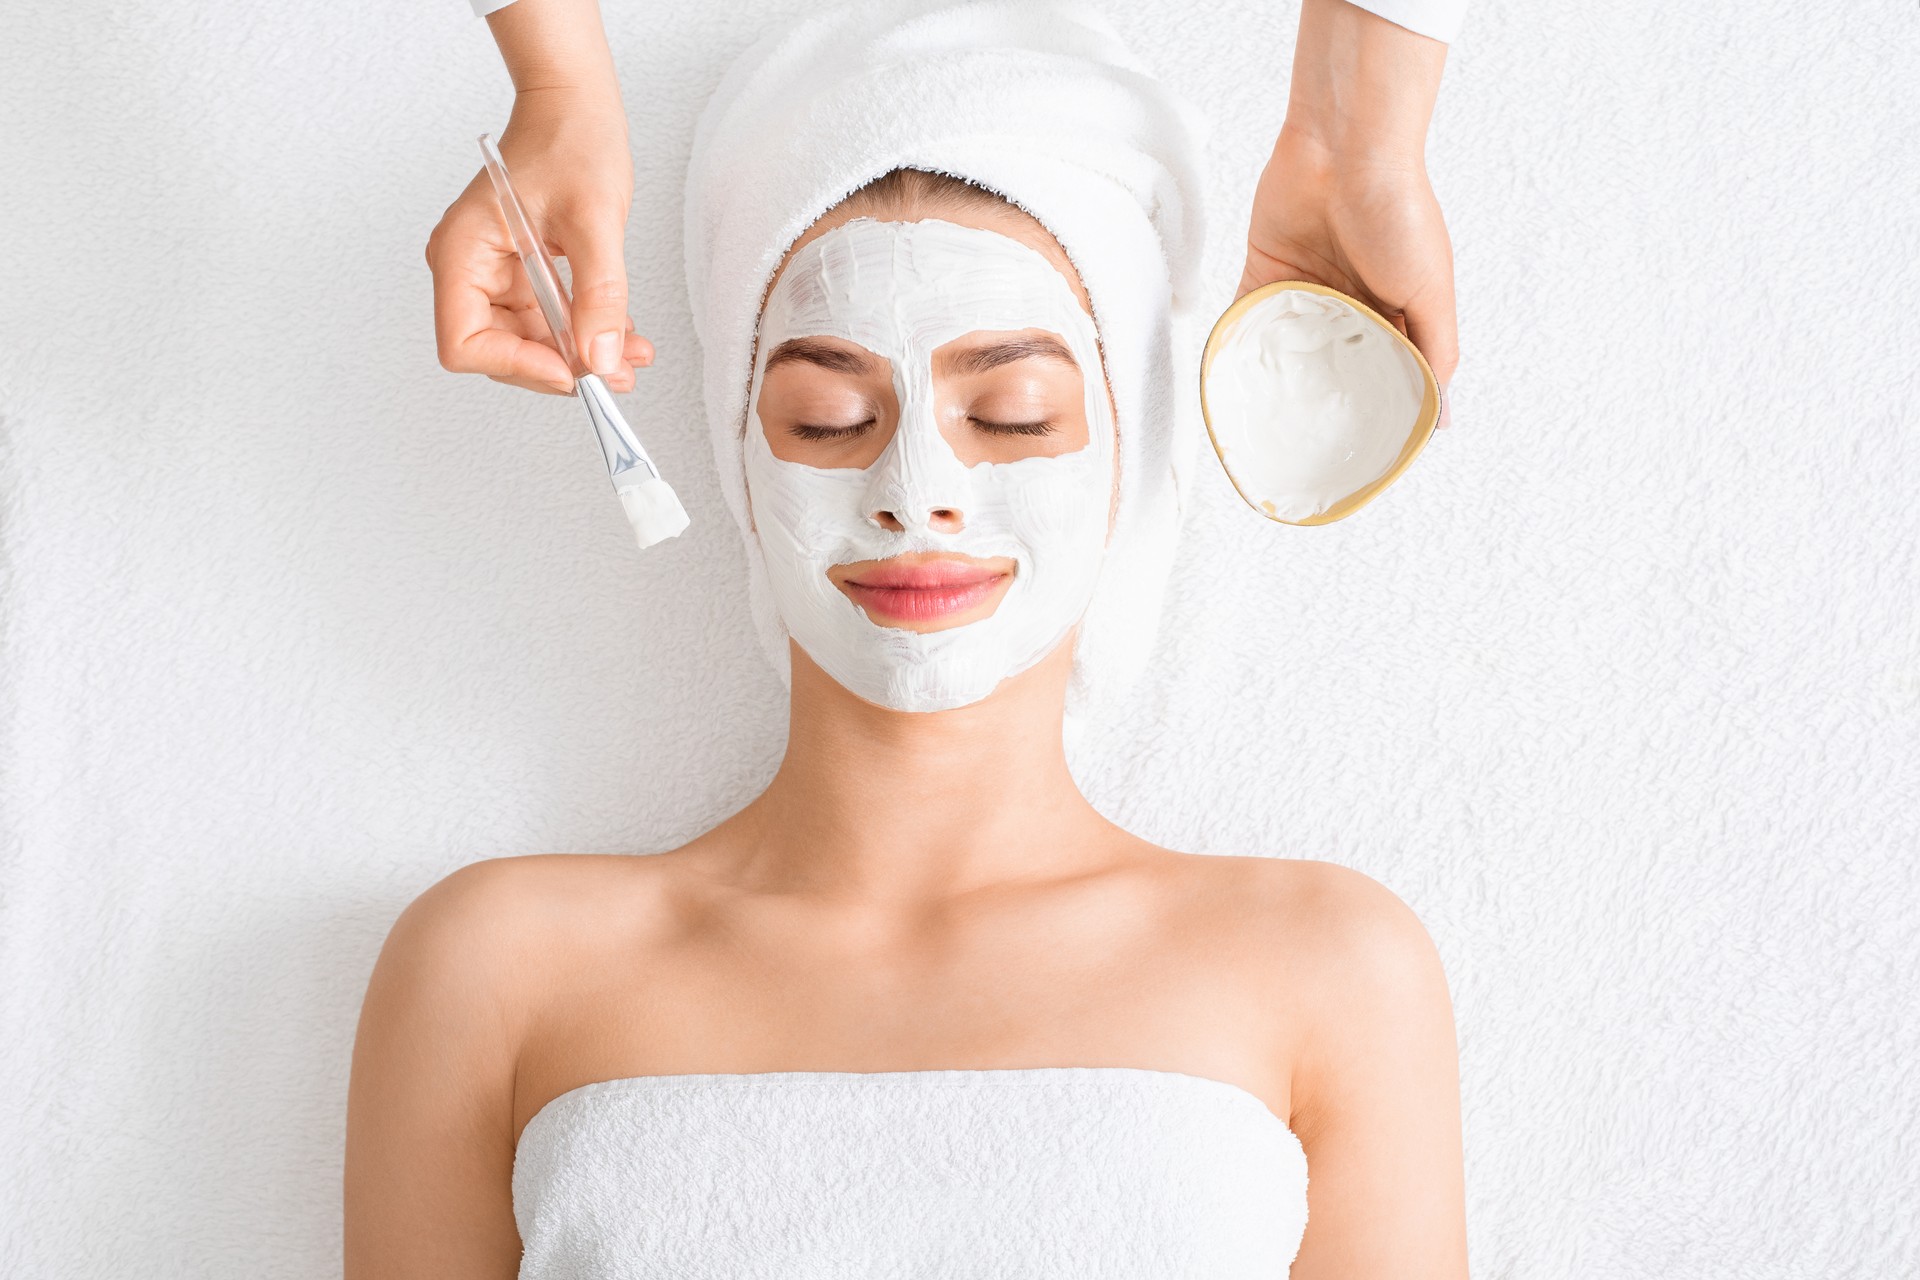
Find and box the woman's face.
[741,206,1119,714]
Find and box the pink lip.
[840,559,1011,622]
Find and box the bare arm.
[1286,864,1468,1277]
[1285,0,1449,150]
[484,0,617,97]
[344,861,529,1279]
[1247,0,1459,424]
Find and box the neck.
[738,638,1116,901]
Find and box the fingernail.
[1437,386,1452,430]
[589,331,621,376]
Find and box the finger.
[489,373,576,397]
[625,327,655,368]
[465,322,577,393]
[1402,288,1458,431]
[606,319,649,388]
[474,274,579,390]
[431,210,577,392]
[1402,291,1460,402]
[555,201,632,378]
[577,314,637,389]
[499,313,639,390]
[1237,245,1310,301]
[1235,260,1265,302]
[429,209,515,373]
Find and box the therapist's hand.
[428,85,648,396]
[1240,127,1456,422]
[1244,0,1458,426]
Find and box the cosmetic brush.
[477,132,690,551]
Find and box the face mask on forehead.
[742,216,1116,713]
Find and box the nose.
[860,409,974,535]
[868,503,965,534]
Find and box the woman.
[356,4,1468,1277]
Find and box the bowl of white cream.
[1199,280,1439,525]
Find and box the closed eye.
[788,419,877,441]
[972,417,1055,437]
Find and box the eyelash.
[788,417,1055,441]
[977,417,1056,437]
[788,420,873,441]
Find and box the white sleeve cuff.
[471,0,517,17]
[1338,0,1467,43]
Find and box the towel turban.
[684,0,1210,731]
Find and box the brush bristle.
[618,477,691,550]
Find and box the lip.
[837,555,1013,624]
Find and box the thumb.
[1401,293,1459,427]
[559,206,631,377]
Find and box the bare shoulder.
[1198,858,1467,1273]
[379,852,678,991]
[346,853,666,1278]
[1293,857,1442,995]
[1160,851,1449,1014]
[384,855,580,969]
[360,856,583,1062]
[1161,849,1426,927]
[1254,857,1440,963]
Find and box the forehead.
[761,218,1089,356]
[770,197,1093,298]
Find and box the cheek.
[745,446,872,565]
[990,372,1116,549]
[996,449,1114,549]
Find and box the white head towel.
[683,0,1210,729]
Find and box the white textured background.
[3,0,1915,1275]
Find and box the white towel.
[682,0,1210,730]
[511,1068,1308,1276]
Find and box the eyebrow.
[943,334,1080,375]
[764,337,878,375]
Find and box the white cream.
[616,476,692,550]
[1204,288,1426,522]
[742,217,1114,713]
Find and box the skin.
[352,190,1468,1278]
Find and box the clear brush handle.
[477,132,581,377]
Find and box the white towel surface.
[683,0,1208,730]
[1,1,1916,1277]
[511,1068,1308,1277]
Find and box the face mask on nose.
[742,216,1116,713]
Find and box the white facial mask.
[742,217,1115,713]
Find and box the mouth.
[833,552,1015,626]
